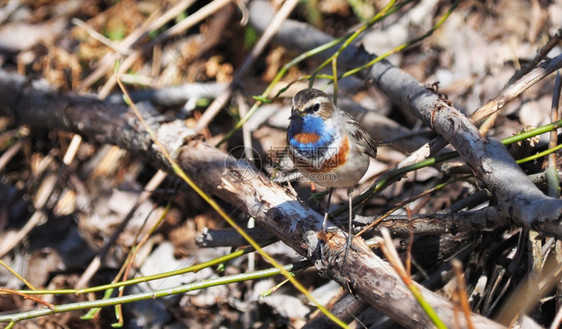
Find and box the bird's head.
[289,88,335,121]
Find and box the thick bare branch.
[0,70,504,328]
[248,0,562,238]
[198,206,509,248]
[106,82,227,107]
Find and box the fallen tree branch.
[0,70,504,328]
[249,0,562,238]
[106,82,227,107]
[197,206,509,248]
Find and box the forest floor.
[0,0,561,328]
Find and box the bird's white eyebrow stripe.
[303,97,328,107]
[303,103,320,112]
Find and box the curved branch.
[248,0,562,238]
[0,70,504,328]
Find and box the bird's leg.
[322,187,334,232]
[320,187,334,263]
[344,187,354,261]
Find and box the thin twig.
[546,71,561,198]
[100,0,231,98]
[78,0,196,91]
[71,18,132,55]
[0,260,36,290]
[74,170,168,289]
[471,54,562,124]
[0,288,54,311]
[451,259,475,329]
[0,262,311,323]
[377,229,447,329]
[509,25,562,84]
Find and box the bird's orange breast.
[326,135,349,170]
[321,135,349,171]
[295,136,350,173]
[292,132,321,144]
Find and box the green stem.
[310,0,398,83]
[216,0,412,147]
[501,119,562,145]
[331,118,562,217]
[0,261,311,323]
[342,0,459,79]
[14,243,267,296]
[408,284,448,329]
[516,142,562,164]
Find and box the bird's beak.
[289,108,301,120]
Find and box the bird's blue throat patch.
[288,115,335,158]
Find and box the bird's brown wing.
[342,111,377,159]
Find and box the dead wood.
[249,0,562,239]
[0,69,505,328]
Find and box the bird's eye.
[312,103,320,112]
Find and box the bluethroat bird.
[287,88,377,255]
